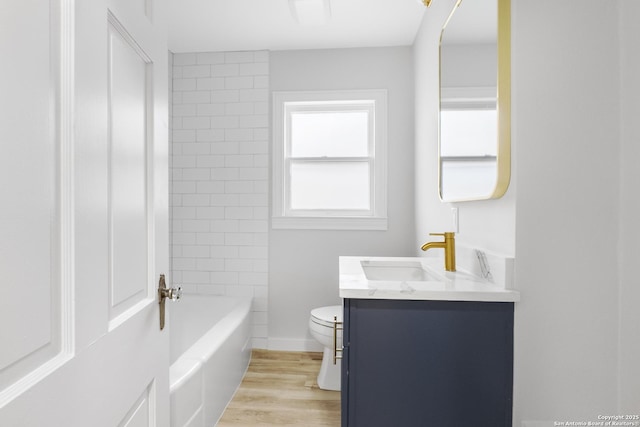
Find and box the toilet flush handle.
[333,316,343,365]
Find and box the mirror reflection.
[439,0,510,201]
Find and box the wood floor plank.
[217,350,341,426]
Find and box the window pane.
[290,162,370,210]
[441,159,497,200]
[440,109,497,156]
[290,111,369,157]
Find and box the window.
[272,90,387,230]
[440,87,497,200]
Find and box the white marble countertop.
[339,256,520,302]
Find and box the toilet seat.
[310,305,343,328]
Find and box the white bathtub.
[169,294,252,427]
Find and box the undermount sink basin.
[360,260,442,282]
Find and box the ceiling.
[167,0,427,53]
[443,0,496,45]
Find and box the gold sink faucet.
[421,232,456,272]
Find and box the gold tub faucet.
[421,232,456,272]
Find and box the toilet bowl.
[309,305,343,391]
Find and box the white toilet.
[309,305,343,391]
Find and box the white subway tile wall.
[171,51,269,348]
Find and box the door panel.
[0,0,69,398]
[0,0,169,424]
[1,309,166,426]
[119,382,155,427]
[108,14,152,323]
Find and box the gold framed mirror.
[438,0,511,202]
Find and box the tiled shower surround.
[170,51,269,348]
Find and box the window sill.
[271,216,388,231]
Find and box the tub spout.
[421,232,456,272]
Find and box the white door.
[0,0,170,425]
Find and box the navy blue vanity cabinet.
[341,298,514,427]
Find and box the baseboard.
[267,338,323,352]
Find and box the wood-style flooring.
[217,349,341,426]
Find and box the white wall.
[512,1,620,422]
[618,0,640,412]
[414,0,627,423]
[170,51,270,347]
[268,47,415,350]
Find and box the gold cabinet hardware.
[158,274,182,330]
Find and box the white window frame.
[272,90,387,230]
